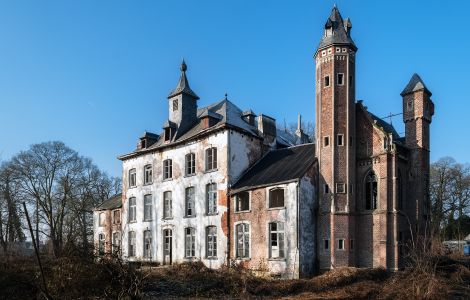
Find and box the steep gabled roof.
[231,143,316,193]
[357,101,400,140]
[95,193,122,211]
[400,73,432,96]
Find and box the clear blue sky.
[0,1,469,177]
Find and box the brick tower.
[315,5,357,269]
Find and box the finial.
[180,59,187,72]
[224,93,228,100]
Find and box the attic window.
[324,76,330,87]
[164,128,171,142]
[141,139,146,149]
[173,99,178,111]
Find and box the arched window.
[365,171,378,210]
[98,233,105,255]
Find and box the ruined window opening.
[185,187,195,217]
[397,171,403,210]
[350,239,354,251]
[128,197,136,222]
[337,73,344,86]
[365,172,378,210]
[236,191,250,212]
[143,230,152,258]
[336,183,346,194]
[324,136,330,147]
[144,164,153,184]
[338,239,345,250]
[113,210,121,224]
[172,99,178,111]
[129,168,136,187]
[144,194,153,221]
[163,159,172,180]
[112,232,121,255]
[163,191,172,219]
[337,134,344,146]
[98,233,105,255]
[269,222,285,259]
[206,183,217,215]
[185,153,196,176]
[99,212,105,227]
[206,226,217,258]
[324,76,330,87]
[205,147,218,171]
[236,223,250,258]
[128,231,136,257]
[269,188,285,208]
[407,101,413,111]
[185,227,196,258]
[324,184,329,194]
[324,239,329,250]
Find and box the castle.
[94,6,434,278]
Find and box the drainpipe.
[226,130,232,264]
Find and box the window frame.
[206,226,217,259]
[337,73,344,86]
[185,153,196,176]
[99,212,105,227]
[269,222,285,259]
[324,75,330,87]
[128,231,136,257]
[324,239,329,250]
[112,209,121,224]
[338,239,345,250]
[172,99,178,111]
[336,183,346,194]
[206,183,218,215]
[324,136,330,147]
[268,187,285,209]
[163,191,172,219]
[365,171,378,211]
[324,184,330,194]
[185,187,195,217]
[235,222,250,259]
[144,164,153,185]
[129,168,137,188]
[163,159,173,180]
[235,191,250,212]
[98,233,105,255]
[128,197,136,223]
[205,147,218,171]
[337,134,344,146]
[184,227,196,258]
[143,194,153,221]
[143,230,152,259]
[112,231,121,255]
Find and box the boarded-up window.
[269,188,285,208]
[99,212,105,227]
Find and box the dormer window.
[172,99,178,111]
[164,128,171,142]
[141,139,146,149]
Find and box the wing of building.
[94,5,434,278]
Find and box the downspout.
[295,179,300,278]
[226,130,232,264]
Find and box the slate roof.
[317,6,357,52]
[96,193,122,211]
[168,60,200,100]
[400,73,432,96]
[368,111,400,140]
[231,143,316,193]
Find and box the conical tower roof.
[168,59,199,99]
[316,6,357,53]
[400,73,432,96]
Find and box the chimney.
[257,114,277,145]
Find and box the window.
[129,168,136,187]
[397,171,403,210]
[144,164,153,184]
[349,184,354,194]
[143,230,152,258]
[336,183,346,194]
[163,191,172,219]
[128,197,136,222]
[337,73,344,85]
[365,172,378,210]
[407,101,413,111]
[98,233,105,255]
[185,187,195,217]
[236,223,250,258]
[185,153,195,176]
[163,159,172,180]
[128,231,136,257]
[336,47,341,53]
[349,136,353,147]
[164,127,171,142]
[172,99,178,111]
[342,48,347,53]
[206,226,217,258]
[112,232,121,254]
[327,48,332,54]
[324,184,329,194]
[324,76,330,87]
[206,183,217,215]
[350,239,354,251]
[185,227,196,258]
[144,194,153,221]
[321,50,326,56]
[269,188,285,208]
[324,239,329,250]
[269,222,285,259]
[236,192,250,212]
[99,212,105,227]
[338,239,345,250]
[349,75,353,86]
[113,210,121,224]
[324,136,330,147]
[337,134,344,146]
[205,147,217,171]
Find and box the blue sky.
[0,0,469,177]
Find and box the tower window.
[349,75,353,86]
[349,136,353,147]
[407,101,413,111]
[365,172,378,210]
[342,48,347,53]
[164,128,172,142]
[337,134,344,146]
[350,239,354,251]
[337,73,344,86]
[324,76,330,87]
[327,48,332,54]
[338,239,345,250]
[324,239,329,250]
[172,99,178,111]
[324,136,330,147]
[321,50,326,56]
[324,184,329,194]
[335,47,341,53]
[336,183,346,194]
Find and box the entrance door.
[163,229,172,265]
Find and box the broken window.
[128,197,136,222]
[185,187,195,217]
[163,159,172,180]
[163,191,172,219]
[206,183,217,215]
[98,233,105,255]
[185,227,196,258]
[144,194,153,221]
[185,153,196,176]
[128,231,136,257]
[206,226,217,258]
[236,191,250,212]
[112,232,121,255]
[113,210,121,224]
[143,230,152,258]
[144,164,153,184]
[164,127,172,142]
[365,172,378,210]
[99,212,105,227]
[269,188,285,208]
[269,222,285,259]
[236,223,250,258]
[205,147,217,171]
[129,168,136,187]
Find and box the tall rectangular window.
[338,239,345,250]
[98,233,105,255]
[269,188,285,208]
[163,159,172,180]
[128,231,136,257]
[185,153,196,176]
[185,227,196,258]
[99,212,105,227]
[324,239,329,250]
[128,197,136,222]
[324,136,330,147]
[269,222,285,258]
[129,168,136,187]
[144,164,153,184]
[143,230,152,258]
[236,223,250,258]
[337,134,344,146]
[337,73,344,85]
[206,226,217,258]
[350,239,354,251]
[112,232,121,255]
[205,147,217,171]
[144,194,153,221]
[163,191,172,219]
[185,187,195,217]
[113,210,121,224]
[324,184,329,194]
[206,183,217,215]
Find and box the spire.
[316,5,357,53]
[168,59,199,99]
[400,73,432,96]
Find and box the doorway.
[163,229,172,265]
